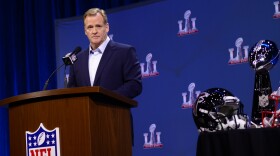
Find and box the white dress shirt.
[88,36,110,86]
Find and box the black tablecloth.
[196,128,280,156]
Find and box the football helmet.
[192,88,249,132]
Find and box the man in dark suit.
[67,8,142,99]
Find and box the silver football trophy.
[249,40,280,125]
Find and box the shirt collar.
[89,36,110,54]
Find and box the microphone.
[62,46,82,65]
[42,46,82,90]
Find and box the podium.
[0,86,137,156]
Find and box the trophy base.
[251,70,275,126]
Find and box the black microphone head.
[73,46,82,55]
[62,46,82,66]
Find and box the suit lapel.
[93,41,114,85]
[81,49,91,86]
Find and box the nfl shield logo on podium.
[26,123,60,156]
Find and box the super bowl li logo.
[141,53,159,78]
[177,10,198,37]
[143,124,163,149]
[181,82,201,109]
[273,1,280,18]
[26,123,60,156]
[228,37,249,65]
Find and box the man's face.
[84,13,109,49]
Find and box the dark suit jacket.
[67,40,142,99]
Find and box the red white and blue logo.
[26,123,60,156]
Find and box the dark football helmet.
[249,40,279,71]
[192,88,249,132]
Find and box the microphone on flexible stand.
[62,46,81,65]
[42,46,82,90]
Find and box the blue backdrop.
[0,0,152,155]
[1,0,280,155]
[55,0,280,155]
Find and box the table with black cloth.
[196,128,280,156]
